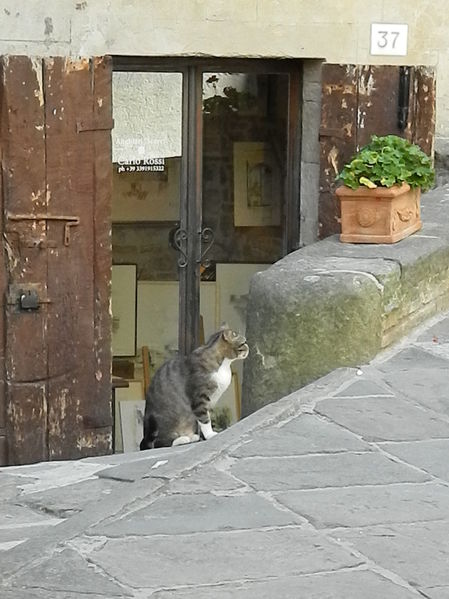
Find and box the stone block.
[11,548,130,596]
[417,316,449,342]
[231,413,370,457]
[91,492,301,536]
[276,482,449,528]
[147,570,419,598]
[315,396,449,442]
[301,103,322,163]
[230,452,429,491]
[381,439,449,482]
[90,528,362,589]
[334,379,394,397]
[332,521,449,589]
[242,265,383,415]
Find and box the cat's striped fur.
[140,326,249,449]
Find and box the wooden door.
[0,56,113,465]
[319,65,436,238]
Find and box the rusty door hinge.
[319,127,345,139]
[6,213,80,246]
[76,118,114,133]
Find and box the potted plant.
[336,135,435,243]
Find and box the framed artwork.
[119,399,146,453]
[112,264,137,357]
[112,157,180,222]
[233,142,281,227]
[114,381,145,452]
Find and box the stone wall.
[242,185,449,415]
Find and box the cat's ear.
[219,322,230,331]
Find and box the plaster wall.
[0,0,447,151]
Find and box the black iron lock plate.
[19,289,40,311]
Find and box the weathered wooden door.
[319,65,435,238]
[0,56,113,465]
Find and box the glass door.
[199,66,300,424]
[110,59,301,400]
[111,70,185,381]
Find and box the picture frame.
[112,264,137,357]
[112,157,180,222]
[233,141,281,227]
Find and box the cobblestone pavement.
[2,311,449,598]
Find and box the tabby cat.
[140,325,249,449]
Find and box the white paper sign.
[370,23,408,56]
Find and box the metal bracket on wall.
[6,213,80,246]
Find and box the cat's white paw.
[172,435,192,446]
[198,420,218,440]
[189,433,200,442]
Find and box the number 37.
[377,31,400,49]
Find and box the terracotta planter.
[336,183,421,244]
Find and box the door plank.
[44,57,112,460]
[1,56,49,464]
[319,64,358,238]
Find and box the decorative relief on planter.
[336,183,422,244]
[357,208,377,228]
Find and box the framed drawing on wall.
[112,264,137,357]
[233,142,281,227]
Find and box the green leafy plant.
[337,135,435,191]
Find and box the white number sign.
[370,23,408,56]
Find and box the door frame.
[112,57,303,354]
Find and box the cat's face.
[220,328,249,360]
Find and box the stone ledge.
[242,185,449,416]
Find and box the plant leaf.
[359,177,377,189]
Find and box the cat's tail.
[140,413,158,451]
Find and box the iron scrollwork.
[170,226,215,268]
[199,227,215,263]
[171,227,188,268]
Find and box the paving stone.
[22,477,123,517]
[98,445,213,482]
[0,503,62,530]
[377,347,449,371]
[0,475,26,502]
[334,379,394,397]
[91,492,301,536]
[381,439,449,482]
[14,548,131,596]
[167,465,245,494]
[230,452,429,491]
[231,414,370,458]
[316,397,449,441]
[380,368,449,416]
[83,445,188,465]
[275,482,449,528]
[90,528,362,588]
[331,521,449,589]
[150,570,418,598]
[0,461,107,493]
[0,589,120,599]
[417,317,449,343]
[417,342,449,361]
[98,458,172,482]
[421,587,449,599]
